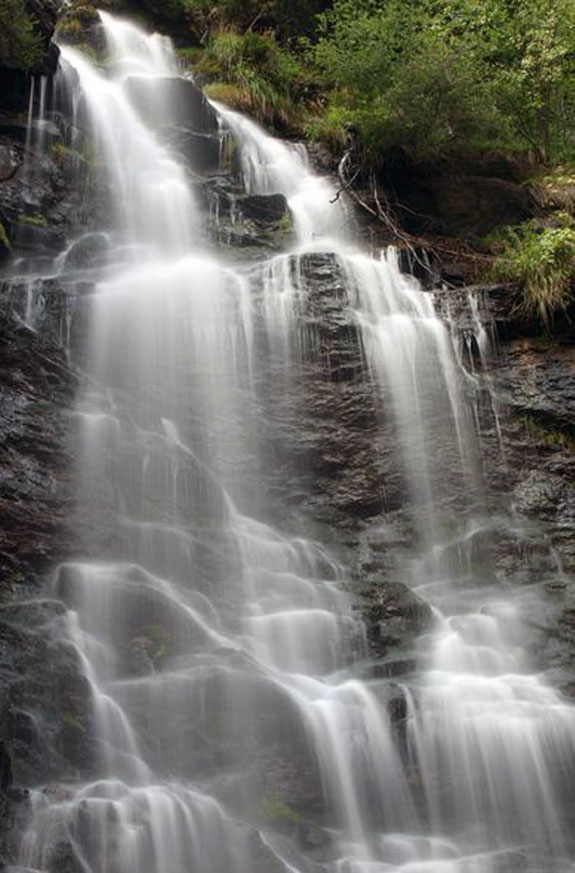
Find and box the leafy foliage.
[0,0,43,71]
[303,0,575,163]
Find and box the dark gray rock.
[0,309,77,585]
[10,220,66,253]
[238,194,288,224]
[250,253,404,526]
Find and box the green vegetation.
[533,168,575,214]
[55,3,101,47]
[154,0,575,167]
[8,0,575,325]
[129,625,174,668]
[197,29,312,128]
[489,216,575,324]
[17,213,49,227]
[176,0,575,325]
[176,45,204,66]
[522,414,575,452]
[309,0,575,163]
[61,711,85,733]
[260,790,300,827]
[112,0,328,41]
[50,143,83,166]
[0,220,11,252]
[0,0,43,71]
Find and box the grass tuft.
[489,217,575,326]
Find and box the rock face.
[373,151,538,242]
[0,311,75,583]
[0,307,96,863]
[0,6,93,856]
[2,12,575,866]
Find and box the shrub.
[490,217,575,324]
[0,0,43,71]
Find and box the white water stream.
[15,13,575,873]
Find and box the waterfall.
[15,13,575,873]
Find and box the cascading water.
[13,12,575,873]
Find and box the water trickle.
[14,11,575,873]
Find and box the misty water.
[12,12,575,873]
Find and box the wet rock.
[46,839,85,873]
[238,194,288,224]
[494,337,575,432]
[0,143,22,185]
[513,471,567,517]
[487,334,575,578]
[249,252,409,528]
[0,309,76,586]
[0,618,94,784]
[161,128,222,174]
[360,580,432,656]
[0,740,13,792]
[249,830,293,873]
[375,151,537,241]
[58,231,109,270]
[10,219,66,253]
[55,563,217,667]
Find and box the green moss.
[55,3,103,60]
[130,625,174,665]
[260,791,300,827]
[0,219,11,251]
[18,213,49,227]
[50,143,84,166]
[61,711,85,733]
[278,211,292,233]
[522,414,575,452]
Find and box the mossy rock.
[260,791,300,830]
[0,219,11,260]
[17,212,49,227]
[55,3,105,55]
